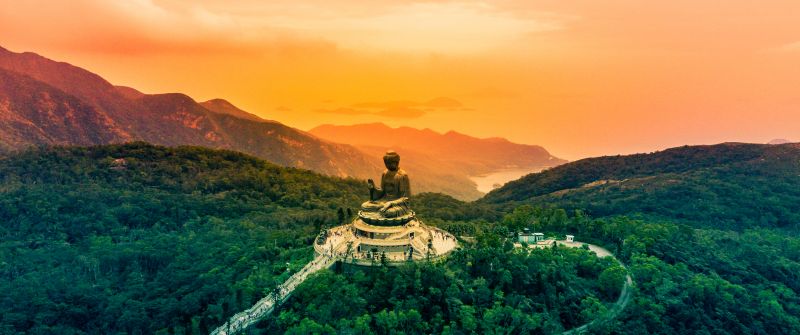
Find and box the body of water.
[470,167,546,194]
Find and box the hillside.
[482,143,800,229]
[0,68,131,148]
[0,45,381,178]
[0,142,366,333]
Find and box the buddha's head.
[383,151,400,171]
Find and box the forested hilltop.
[482,142,800,230]
[263,142,800,334]
[264,207,800,334]
[0,142,365,333]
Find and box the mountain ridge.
[200,98,266,122]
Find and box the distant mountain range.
[310,123,566,199]
[481,142,800,229]
[310,123,564,175]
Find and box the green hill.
[481,143,800,230]
[0,142,364,334]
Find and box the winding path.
[556,241,634,335]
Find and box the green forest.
[1,142,800,334]
[258,204,800,334]
[0,143,364,334]
[259,237,621,334]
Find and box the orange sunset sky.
[1,0,799,160]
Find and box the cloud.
[0,0,341,57]
[0,0,567,57]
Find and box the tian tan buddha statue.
[359,151,414,225]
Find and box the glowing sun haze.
[2,0,799,159]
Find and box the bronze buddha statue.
[360,151,413,223]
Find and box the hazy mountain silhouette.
[310,123,565,175]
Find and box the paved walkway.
[556,241,613,258]
[210,254,338,335]
[555,241,633,335]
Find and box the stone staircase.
[210,254,337,335]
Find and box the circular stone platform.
[314,217,458,266]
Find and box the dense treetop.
[0,142,365,334]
